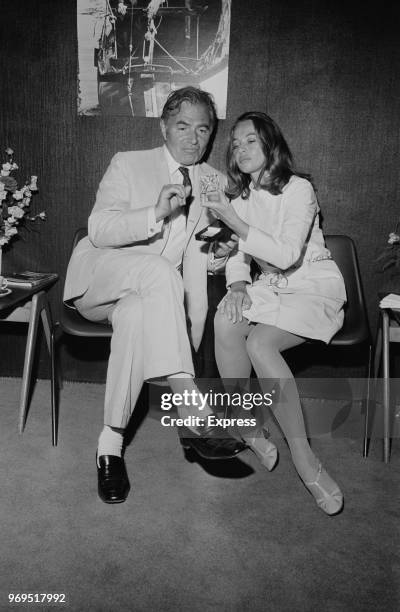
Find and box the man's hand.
[218,282,252,323]
[214,234,239,258]
[155,184,191,222]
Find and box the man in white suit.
[64,87,246,503]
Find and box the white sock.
[97,426,124,463]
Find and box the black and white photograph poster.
[78,0,231,118]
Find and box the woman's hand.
[214,234,239,258]
[202,192,249,241]
[218,282,252,323]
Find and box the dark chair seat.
[60,305,111,338]
[59,226,112,339]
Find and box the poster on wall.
[77,0,231,119]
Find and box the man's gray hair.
[161,86,217,128]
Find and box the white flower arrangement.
[0,148,46,248]
[376,223,400,272]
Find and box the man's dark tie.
[178,166,192,220]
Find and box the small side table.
[0,276,58,445]
[374,305,400,462]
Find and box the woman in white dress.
[205,112,346,515]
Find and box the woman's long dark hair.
[225,111,311,200]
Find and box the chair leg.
[374,323,383,379]
[51,321,63,392]
[382,310,390,463]
[39,295,58,446]
[363,317,383,458]
[363,343,373,457]
[50,328,57,446]
[18,293,41,434]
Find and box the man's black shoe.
[179,423,247,460]
[97,455,130,504]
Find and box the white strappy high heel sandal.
[243,430,278,471]
[303,462,344,516]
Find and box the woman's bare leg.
[245,324,321,482]
[214,310,252,378]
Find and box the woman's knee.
[214,310,248,344]
[214,310,232,337]
[246,326,277,363]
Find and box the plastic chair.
[324,235,372,456]
[53,228,112,444]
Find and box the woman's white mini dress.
[225,176,346,343]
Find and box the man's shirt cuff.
[147,207,164,237]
